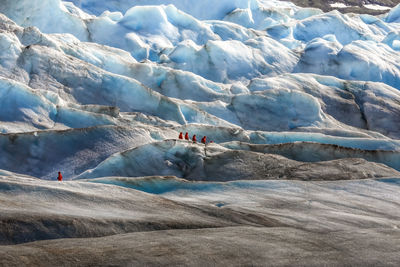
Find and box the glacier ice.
[0,0,91,41]
[2,2,400,265]
[0,1,400,180]
[77,139,400,180]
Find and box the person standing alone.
[57,172,63,181]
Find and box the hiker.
[201,136,206,144]
[57,171,63,181]
[185,132,189,140]
[179,132,183,139]
[192,134,197,143]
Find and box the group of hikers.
[57,132,212,181]
[178,132,211,144]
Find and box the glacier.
[1,0,400,265]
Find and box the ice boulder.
[336,41,400,89]
[0,0,90,41]
[385,4,400,23]
[294,11,379,45]
[231,89,323,131]
[295,35,342,74]
[167,37,298,82]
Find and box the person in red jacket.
[57,172,63,181]
[185,132,189,140]
[192,134,197,143]
[201,136,206,144]
[179,132,183,139]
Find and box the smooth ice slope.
[1,173,400,265]
[0,172,255,244]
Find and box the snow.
[330,3,349,9]
[364,4,391,11]
[330,3,391,11]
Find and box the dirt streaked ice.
[1,173,400,265]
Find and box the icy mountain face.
[1,0,400,179]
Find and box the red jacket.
[201,136,206,144]
[179,132,183,139]
[185,132,189,140]
[57,172,63,181]
[192,135,197,142]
